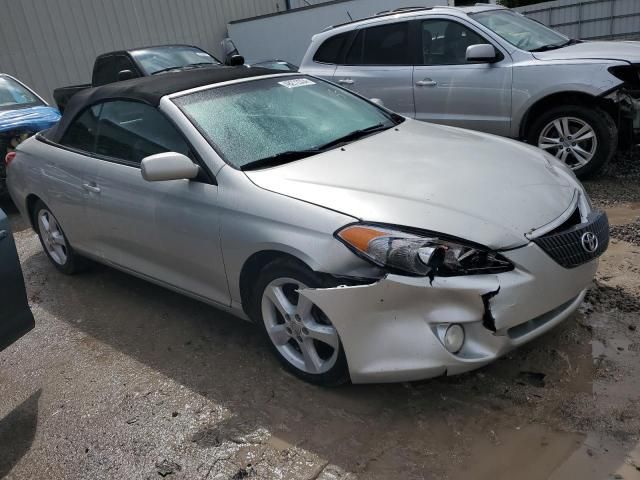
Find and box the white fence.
[517,0,640,40]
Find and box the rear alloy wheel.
[33,200,86,274]
[252,259,349,386]
[528,105,617,178]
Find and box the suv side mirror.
[466,44,499,63]
[117,69,136,81]
[226,54,245,67]
[141,152,199,182]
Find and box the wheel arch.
[25,193,43,229]
[519,90,617,140]
[238,250,314,319]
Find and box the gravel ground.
[1,152,640,480]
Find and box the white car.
[7,68,609,384]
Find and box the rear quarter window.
[313,32,349,64]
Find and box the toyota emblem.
[581,231,598,253]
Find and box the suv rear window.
[313,32,349,64]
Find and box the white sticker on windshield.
[278,78,316,89]
[196,52,212,57]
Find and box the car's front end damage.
[605,64,640,147]
[300,198,608,384]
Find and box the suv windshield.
[472,10,569,52]
[173,76,400,169]
[0,76,44,111]
[131,46,221,75]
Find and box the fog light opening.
[444,324,465,354]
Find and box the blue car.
[1,74,61,194]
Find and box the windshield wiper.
[529,38,581,52]
[151,66,185,75]
[313,123,391,151]
[240,123,392,171]
[240,149,322,171]
[185,62,219,68]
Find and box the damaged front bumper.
[301,243,597,383]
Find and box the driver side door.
[88,100,230,306]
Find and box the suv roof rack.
[375,7,429,16]
[324,5,455,32]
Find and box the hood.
[245,120,578,250]
[533,41,640,63]
[0,106,61,135]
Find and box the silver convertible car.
[7,68,608,385]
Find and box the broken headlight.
[336,224,514,277]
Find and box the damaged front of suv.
[0,74,60,195]
[244,118,608,383]
[607,64,640,147]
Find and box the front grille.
[533,211,609,268]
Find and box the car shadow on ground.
[21,248,596,477]
[0,389,41,478]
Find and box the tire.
[249,258,350,386]
[32,200,86,275]
[527,105,618,178]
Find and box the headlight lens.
[336,224,514,277]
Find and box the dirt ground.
[1,153,640,480]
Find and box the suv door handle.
[416,79,437,87]
[338,79,354,85]
[82,183,101,194]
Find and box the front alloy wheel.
[262,277,340,375]
[252,259,349,385]
[538,116,597,168]
[528,105,617,178]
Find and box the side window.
[95,101,192,165]
[421,20,488,65]
[59,105,101,152]
[313,32,349,64]
[93,55,137,86]
[346,22,410,65]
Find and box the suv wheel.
[527,105,617,178]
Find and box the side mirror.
[226,54,245,67]
[369,98,385,107]
[466,44,499,63]
[141,152,199,182]
[117,69,136,81]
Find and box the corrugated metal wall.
[517,0,640,40]
[0,0,286,103]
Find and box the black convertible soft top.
[46,66,286,142]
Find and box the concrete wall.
[516,0,640,40]
[228,0,448,66]
[0,0,287,103]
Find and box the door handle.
[338,79,354,85]
[82,183,101,194]
[416,79,437,87]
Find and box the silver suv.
[300,5,640,177]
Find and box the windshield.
[131,46,221,75]
[472,10,568,52]
[0,76,44,111]
[173,76,399,169]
